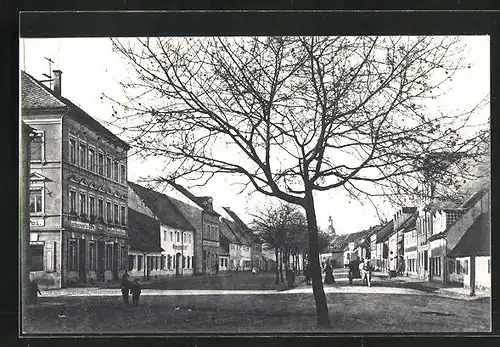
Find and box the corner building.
[21,70,130,288]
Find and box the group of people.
[303,262,336,285]
[120,271,142,307]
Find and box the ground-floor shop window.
[128,255,135,271]
[161,255,166,269]
[69,239,78,271]
[30,244,44,271]
[137,255,143,271]
[89,242,97,270]
[105,244,113,270]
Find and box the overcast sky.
[20,36,490,234]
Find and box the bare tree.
[106,36,489,327]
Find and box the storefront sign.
[173,245,187,250]
[30,218,44,226]
[69,220,96,232]
[68,220,126,237]
[203,240,219,248]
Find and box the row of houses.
[21,69,265,289]
[331,189,490,291]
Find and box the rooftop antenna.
[39,57,55,88]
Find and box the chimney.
[53,70,62,96]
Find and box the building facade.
[22,70,130,288]
[128,182,196,278]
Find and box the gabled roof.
[376,220,395,243]
[21,70,129,150]
[220,218,242,244]
[223,207,259,243]
[167,180,220,216]
[224,218,252,245]
[127,208,164,253]
[128,182,196,232]
[448,213,490,257]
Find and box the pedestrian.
[130,279,142,307]
[388,251,397,277]
[121,272,131,306]
[323,263,335,284]
[360,258,372,287]
[252,267,257,274]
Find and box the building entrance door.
[113,243,119,280]
[176,253,181,276]
[79,239,86,282]
[97,241,105,281]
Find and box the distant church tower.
[328,216,336,237]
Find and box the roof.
[396,213,417,233]
[331,227,376,252]
[376,220,395,243]
[167,180,220,216]
[220,218,242,244]
[217,246,230,256]
[224,218,252,245]
[21,70,129,150]
[448,213,490,257]
[128,182,196,232]
[223,207,259,243]
[128,209,164,253]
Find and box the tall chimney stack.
[53,70,62,96]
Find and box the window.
[80,193,87,216]
[155,256,159,270]
[114,161,119,181]
[449,259,456,274]
[79,142,87,168]
[167,255,172,269]
[105,244,113,270]
[69,138,76,164]
[464,260,469,275]
[114,204,119,224]
[121,206,126,225]
[137,255,143,271]
[106,202,112,222]
[164,230,167,241]
[70,190,76,213]
[424,250,428,271]
[89,196,95,218]
[120,164,126,184]
[457,260,461,274]
[161,255,166,269]
[170,232,173,242]
[106,157,112,178]
[30,132,44,162]
[30,188,43,214]
[69,239,77,271]
[182,255,186,269]
[98,152,104,175]
[29,244,44,271]
[98,199,104,219]
[88,147,96,172]
[89,242,96,270]
[188,233,192,244]
[128,255,135,271]
[176,232,180,243]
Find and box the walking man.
[121,272,131,306]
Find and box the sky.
[20,36,490,234]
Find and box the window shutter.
[45,242,55,272]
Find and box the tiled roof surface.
[448,213,490,257]
[220,218,241,244]
[129,182,196,232]
[376,220,395,243]
[128,208,164,253]
[223,207,259,242]
[21,71,129,149]
[21,71,67,109]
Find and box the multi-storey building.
[127,182,196,278]
[22,70,130,288]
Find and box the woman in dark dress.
[323,263,335,284]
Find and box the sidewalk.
[371,271,490,301]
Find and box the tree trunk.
[304,191,331,328]
[274,249,279,284]
[279,249,284,283]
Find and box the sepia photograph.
[20,33,491,334]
